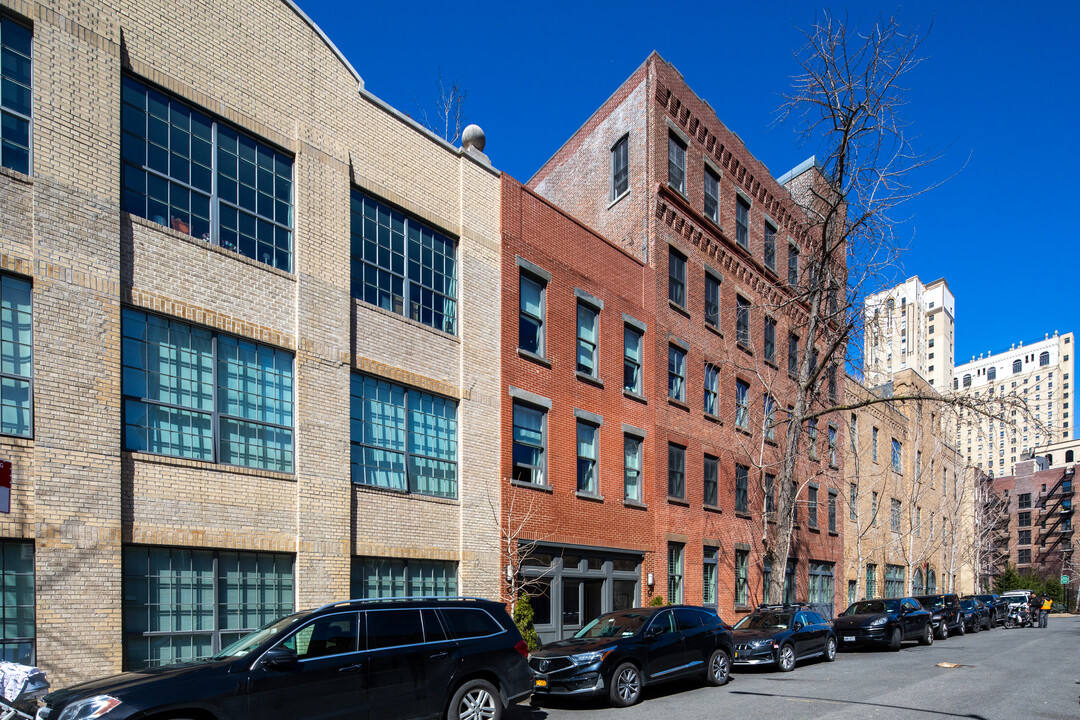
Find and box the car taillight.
[514,640,529,658]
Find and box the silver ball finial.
[462,124,486,152]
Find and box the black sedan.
[731,604,837,672]
[973,593,1008,626]
[833,598,934,651]
[959,596,992,632]
[529,606,732,707]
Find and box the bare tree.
[418,69,467,145]
[488,487,556,616]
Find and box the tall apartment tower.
[863,277,955,390]
[953,332,1075,475]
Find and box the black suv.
[529,605,732,707]
[833,598,934,651]
[973,593,1008,626]
[731,604,837,671]
[913,594,963,639]
[38,597,533,720]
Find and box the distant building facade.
[864,277,955,391]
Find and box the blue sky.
[296,0,1078,365]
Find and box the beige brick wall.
[0,0,502,685]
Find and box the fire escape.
[1036,466,1074,564]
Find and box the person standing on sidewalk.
[1039,594,1052,628]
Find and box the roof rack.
[310,596,492,614]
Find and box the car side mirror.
[898,607,909,615]
[793,622,803,632]
[645,625,663,639]
[261,646,298,670]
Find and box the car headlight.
[868,617,889,627]
[57,696,122,720]
[570,649,612,665]
[752,638,773,647]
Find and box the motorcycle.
[1002,603,1032,629]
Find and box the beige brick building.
[0,0,502,685]
[843,369,974,604]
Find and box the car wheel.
[970,619,980,633]
[823,636,837,662]
[448,679,502,720]
[919,622,934,646]
[989,615,997,629]
[705,648,730,686]
[956,619,965,636]
[609,662,643,707]
[889,627,903,652]
[777,643,796,672]
[935,621,948,640]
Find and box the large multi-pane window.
[704,364,719,416]
[122,546,294,669]
[576,421,598,494]
[704,167,720,223]
[668,543,684,603]
[703,454,718,507]
[891,438,902,473]
[668,134,686,195]
[735,463,749,513]
[891,498,902,531]
[512,402,546,485]
[624,324,642,394]
[735,379,749,430]
[668,443,685,499]
[668,344,686,402]
[0,275,32,437]
[735,549,748,605]
[884,564,904,598]
[122,309,294,472]
[611,135,629,200]
[808,562,834,616]
[351,190,457,334]
[668,247,686,308]
[519,272,545,355]
[624,434,642,502]
[350,374,458,498]
[735,195,750,248]
[736,295,750,347]
[576,302,599,377]
[122,77,293,271]
[705,272,720,328]
[763,316,776,364]
[0,541,33,664]
[0,18,31,175]
[763,223,776,271]
[351,556,457,599]
[865,564,877,598]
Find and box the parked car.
[959,596,992,632]
[730,604,837,672]
[973,593,1009,626]
[529,605,732,707]
[913,594,964,639]
[38,596,533,720]
[833,597,934,651]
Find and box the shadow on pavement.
[727,689,990,718]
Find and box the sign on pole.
[1061,575,1070,585]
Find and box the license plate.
[844,635,855,642]
[535,679,548,688]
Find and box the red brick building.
[525,52,845,622]
[992,458,1075,577]
[500,176,657,643]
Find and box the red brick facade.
[992,459,1075,574]
[525,53,845,621]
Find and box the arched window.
[927,569,937,594]
[1040,351,1050,366]
[912,568,924,596]
[1067,450,1075,463]
[1013,359,1022,373]
[963,374,972,388]
[987,367,996,381]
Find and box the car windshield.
[974,595,994,603]
[733,612,792,630]
[918,597,944,610]
[212,613,305,659]
[573,611,650,639]
[842,599,900,615]
[959,599,975,610]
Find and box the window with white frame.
[704,364,719,416]
[624,434,642,502]
[512,401,546,485]
[668,133,686,195]
[576,420,598,494]
[624,323,643,394]
[576,302,599,377]
[735,195,750,248]
[704,167,720,223]
[735,379,750,430]
[668,344,686,402]
[519,271,546,356]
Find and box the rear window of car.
[439,608,503,639]
[675,608,703,630]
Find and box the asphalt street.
[510,615,1080,720]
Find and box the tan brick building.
[843,369,974,603]
[0,0,502,684]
